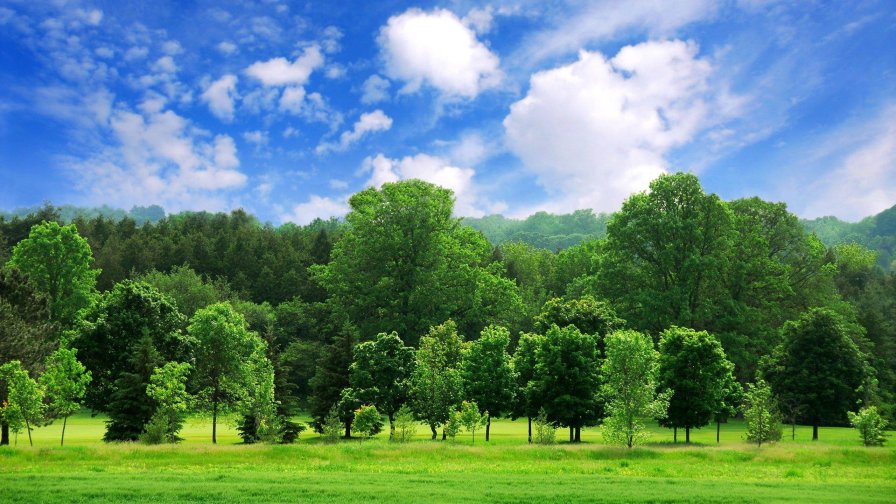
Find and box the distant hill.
[802,204,896,270]
[463,209,610,251]
[0,204,166,225]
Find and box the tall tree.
[103,334,162,441]
[308,322,357,436]
[600,173,734,333]
[762,308,867,440]
[410,320,465,440]
[461,325,516,441]
[8,221,99,328]
[530,324,601,442]
[600,330,670,448]
[39,347,91,446]
[349,332,416,437]
[190,302,265,443]
[657,327,736,443]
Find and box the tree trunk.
[25,418,32,447]
[527,417,532,444]
[812,422,818,441]
[685,427,690,444]
[486,415,491,442]
[673,427,677,443]
[389,413,395,439]
[1,422,9,446]
[430,424,437,440]
[344,422,351,439]
[61,415,68,447]
[574,426,581,443]
[569,426,573,442]
[442,428,446,441]
[791,421,796,440]
[212,399,218,444]
[716,420,720,444]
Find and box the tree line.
[0,174,893,447]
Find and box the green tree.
[8,221,99,328]
[657,327,735,443]
[39,347,91,446]
[0,360,45,446]
[144,361,191,444]
[762,308,867,440]
[309,322,357,436]
[848,406,888,446]
[190,302,265,443]
[138,265,231,319]
[104,334,161,441]
[349,332,416,437]
[511,332,545,443]
[352,404,383,443]
[392,404,417,443]
[600,330,670,448]
[237,350,280,444]
[455,400,486,445]
[461,325,516,441]
[410,320,464,440]
[321,406,343,443]
[534,296,624,355]
[601,173,734,333]
[742,380,782,447]
[713,369,743,444]
[532,407,556,445]
[530,324,601,443]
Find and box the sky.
[0,0,894,224]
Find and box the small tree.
[410,321,464,440]
[0,361,45,446]
[349,332,415,438]
[321,406,343,443]
[742,380,782,447]
[532,407,556,445]
[40,347,92,446]
[456,401,486,445]
[392,404,417,443]
[144,361,192,444]
[461,325,516,442]
[848,406,888,446]
[352,404,383,444]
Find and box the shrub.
[139,414,169,445]
[533,408,556,445]
[322,406,343,443]
[352,404,383,443]
[742,380,782,447]
[848,406,888,446]
[392,405,416,443]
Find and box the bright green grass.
[2,414,895,503]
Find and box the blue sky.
[0,0,893,224]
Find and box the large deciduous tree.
[461,325,516,441]
[8,221,99,328]
[349,332,415,437]
[410,320,465,440]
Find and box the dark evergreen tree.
[308,322,357,434]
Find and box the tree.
[352,404,383,443]
[461,325,516,441]
[601,173,734,333]
[349,332,416,437]
[530,324,601,442]
[410,320,464,440]
[713,368,742,444]
[532,407,556,445]
[309,322,357,435]
[600,330,670,448]
[742,380,782,447]
[657,327,735,444]
[104,334,162,441]
[237,350,280,444]
[321,406,343,443]
[512,332,545,443]
[533,296,624,355]
[144,361,191,444]
[455,400,486,445]
[39,347,91,446]
[848,406,888,446]
[0,267,56,445]
[392,404,417,443]
[190,302,265,443]
[138,265,231,319]
[8,221,99,328]
[762,308,867,440]
[0,361,45,446]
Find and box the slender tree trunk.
[430,424,437,440]
[791,421,795,440]
[812,422,818,441]
[673,427,677,443]
[25,418,32,447]
[569,426,573,442]
[1,422,9,446]
[61,415,68,447]
[486,415,491,442]
[212,399,218,444]
[716,420,720,444]
[685,427,690,444]
[389,413,395,440]
[527,416,532,444]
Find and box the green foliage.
[392,404,416,443]
[657,327,736,442]
[410,321,464,439]
[532,407,556,445]
[321,406,343,443]
[238,351,280,444]
[103,334,162,442]
[0,267,56,374]
[349,331,416,434]
[0,360,45,446]
[742,380,783,447]
[455,400,487,445]
[309,322,356,433]
[8,221,99,328]
[511,332,545,423]
[137,266,232,319]
[534,295,623,355]
[464,209,610,250]
[601,330,670,448]
[352,404,383,443]
[145,361,191,443]
[847,406,888,446]
[461,325,516,439]
[39,347,91,445]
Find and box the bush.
[444,413,461,440]
[352,404,384,443]
[742,380,782,447]
[533,408,556,445]
[392,405,416,443]
[139,414,169,445]
[848,406,888,446]
[322,406,343,443]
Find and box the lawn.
[1,414,895,503]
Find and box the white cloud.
[282,195,349,225]
[161,40,183,55]
[152,55,177,74]
[504,40,715,213]
[242,130,268,146]
[124,46,148,61]
[201,74,239,121]
[361,74,390,104]
[244,45,324,86]
[378,8,502,99]
[317,110,392,153]
[360,153,484,216]
[279,86,306,114]
[216,41,238,55]
[463,7,494,34]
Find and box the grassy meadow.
[2,413,895,503]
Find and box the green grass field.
[2,413,895,503]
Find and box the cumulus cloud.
[244,45,324,86]
[361,74,390,104]
[201,74,239,121]
[281,195,349,225]
[151,55,177,74]
[378,8,502,99]
[504,40,715,213]
[317,110,392,153]
[216,41,238,55]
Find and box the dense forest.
[1,173,894,447]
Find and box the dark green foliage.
[461,325,516,441]
[237,415,306,444]
[104,335,162,442]
[349,332,415,435]
[309,323,357,433]
[511,332,544,442]
[533,296,624,355]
